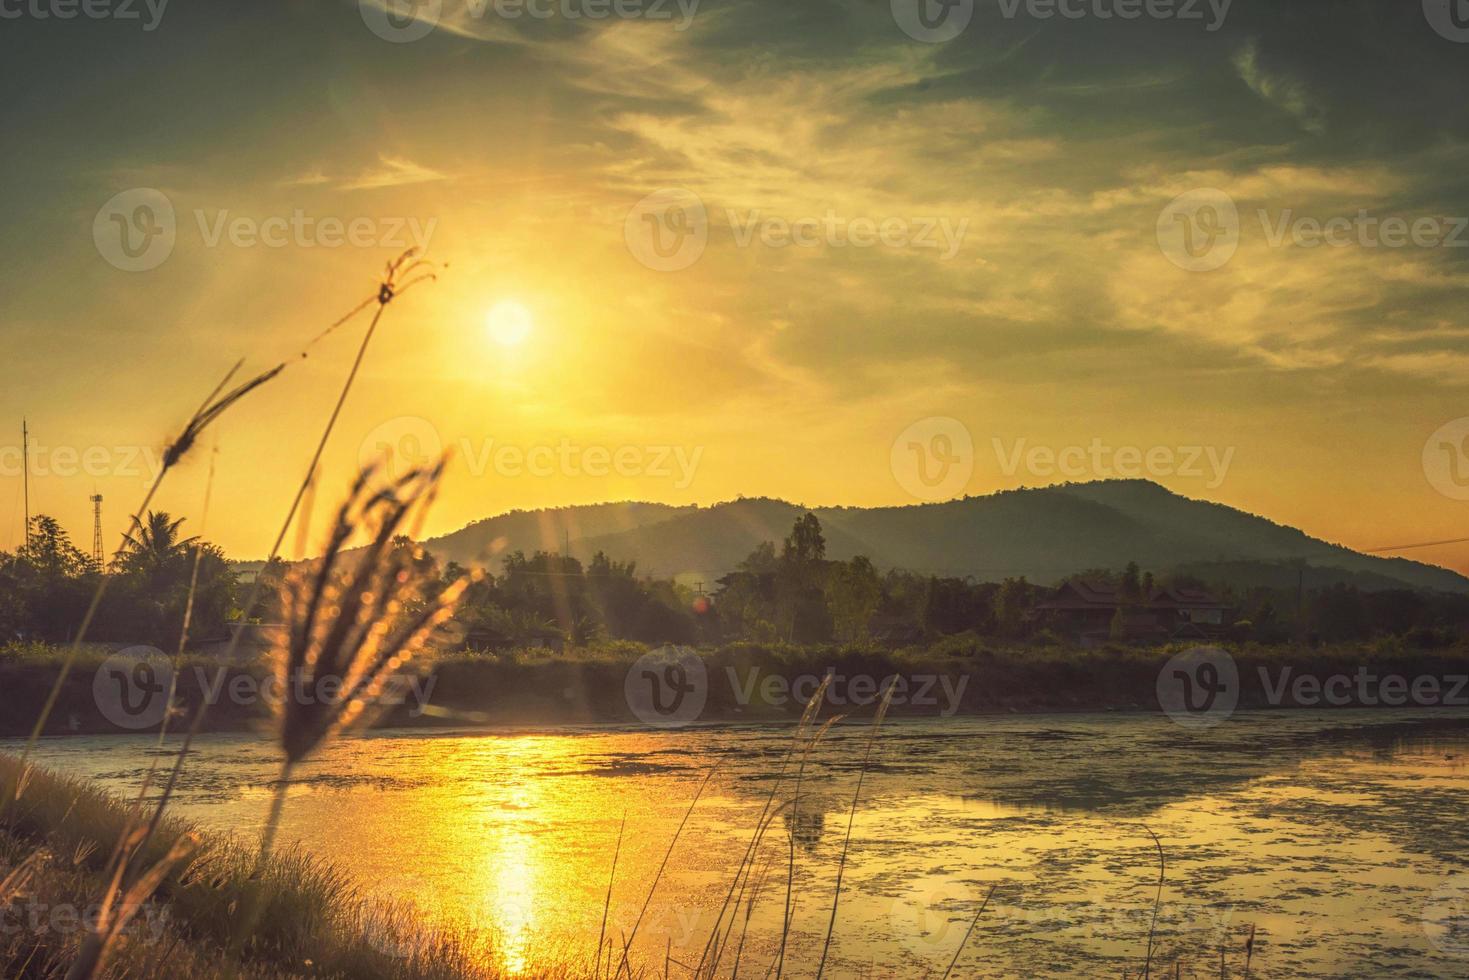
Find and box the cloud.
[277,169,331,189]
[272,156,452,193]
[339,155,452,191]
[1232,39,1326,136]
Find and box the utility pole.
[21,418,29,549]
[1295,563,1306,646]
[91,493,104,568]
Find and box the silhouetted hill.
[414,481,1468,594]
[423,501,696,568]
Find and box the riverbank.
[4,638,1468,736]
[0,753,536,979]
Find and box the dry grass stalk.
[228,456,473,955]
[814,681,895,980]
[16,359,281,773]
[64,822,200,980]
[161,363,285,471]
[771,712,841,980]
[614,768,716,980]
[594,811,627,980]
[274,458,471,769]
[728,850,775,978]
[178,247,442,742]
[31,250,439,830]
[113,450,219,877]
[140,253,444,935]
[941,883,997,980]
[1141,825,1165,980]
[0,850,42,903]
[695,676,834,980]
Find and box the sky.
[0,0,1467,573]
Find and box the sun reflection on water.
[487,822,536,974]
[467,738,560,975]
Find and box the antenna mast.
[21,418,29,549]
[91,493,104,568]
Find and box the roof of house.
[1035,578,1229,611]
[1151,583,1231,608]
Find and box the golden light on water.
[16,720,1469,976]
[483,783,539,976]
[462,735,564,976]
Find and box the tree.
[19,515,92,579]
[176,543,237,640]
[994,577,1032,638]
[1120,562,1142,604]
[778,514,832,642]
[782,513,826,566]
[715,540,781,641]
[739,541,779,576]
[117,511,199,582]
[827,556,882,642]
[9,516,99,641]
[923,577,997,636]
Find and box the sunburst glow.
[486,300,533,348]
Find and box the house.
[1035,578,1232,645]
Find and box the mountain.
[422,501,697,568]
[410,480,1468,594]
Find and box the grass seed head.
[274,458,476,764]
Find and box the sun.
[486,300,534,348]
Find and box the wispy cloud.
[274,155,451,192]
[1233,39,1327,135]
[341,155,452,191]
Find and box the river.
[9,709,1469,978]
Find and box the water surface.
[10,710,1469,978]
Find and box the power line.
[1364,536,1469,553]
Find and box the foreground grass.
[0,754,577,979]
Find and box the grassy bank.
[4,637,1469,737]
[0,753,541,979]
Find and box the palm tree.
[116,511,199,579]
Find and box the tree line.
[0,512,234,646]
[4,510,1467,651]
[419,514,1469,650]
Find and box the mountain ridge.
[404,480,1468,595]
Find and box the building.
[1035,578,1232,645]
